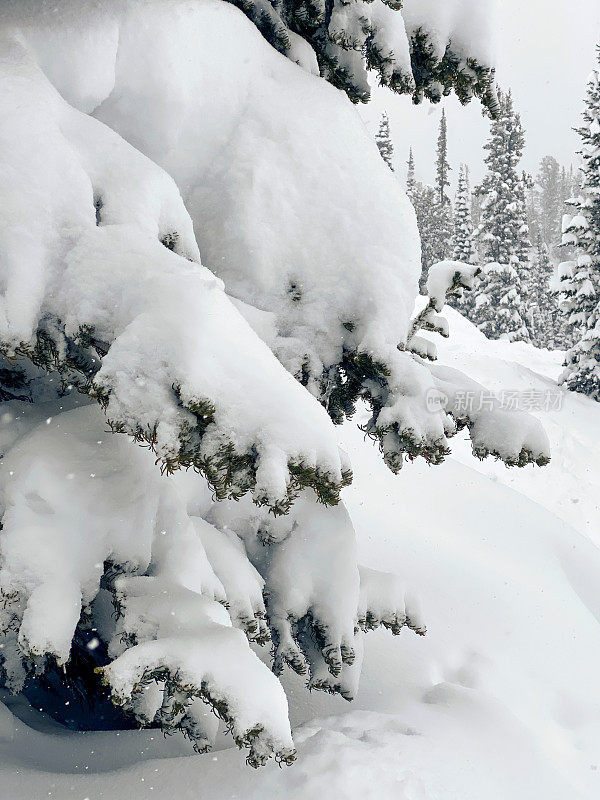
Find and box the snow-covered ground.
[1,310,599,800]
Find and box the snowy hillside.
[0,312,598,799]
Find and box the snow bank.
[433,305,600,547]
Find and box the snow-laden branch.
[0,37,350,514]
[403,261,550,467]
[208,492,426,701]
[0,403,425,762]
[226,0,498,109]
[0,405,295,766]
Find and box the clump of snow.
[425,261,481,312]
[193,517,269,643]
[90,0,420,377]
[358,566,425,636]
[401,0,495,65]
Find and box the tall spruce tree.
[417,110,453,291]
[375,112,394,170]
[527,157,577,263]
[435,109,451,206]
[559,46,600,400]
[450,164,477,315]
[452,164,475,263]
[405,148,439,294]
[528,234,558,348]
[522,157,579,348]
[536,156,564,253]
[414,183,440,293]
[473,90,530,341]
[430,110,454,266]
[559,164,582,263]
[406,147,416,199]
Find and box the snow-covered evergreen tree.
[406,147,416,200]
[558,165,581,265]
[404,148,437,293]
[375,112,394,170]
[528,235,558,348]
[449,165,477,315]
[470,262,529,341]
[414,111,454,292]
[0,0,548,769]
[473,90,530,340]
[559,46,600,399]
[536,156,564,253]
[412,182,440,294]
[435,110,451,206]
[423,110,454,289]
[452,165,475,263]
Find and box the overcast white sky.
[360,0,600,190]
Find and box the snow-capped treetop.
[475,90,530,267]
[375,112,394,171]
